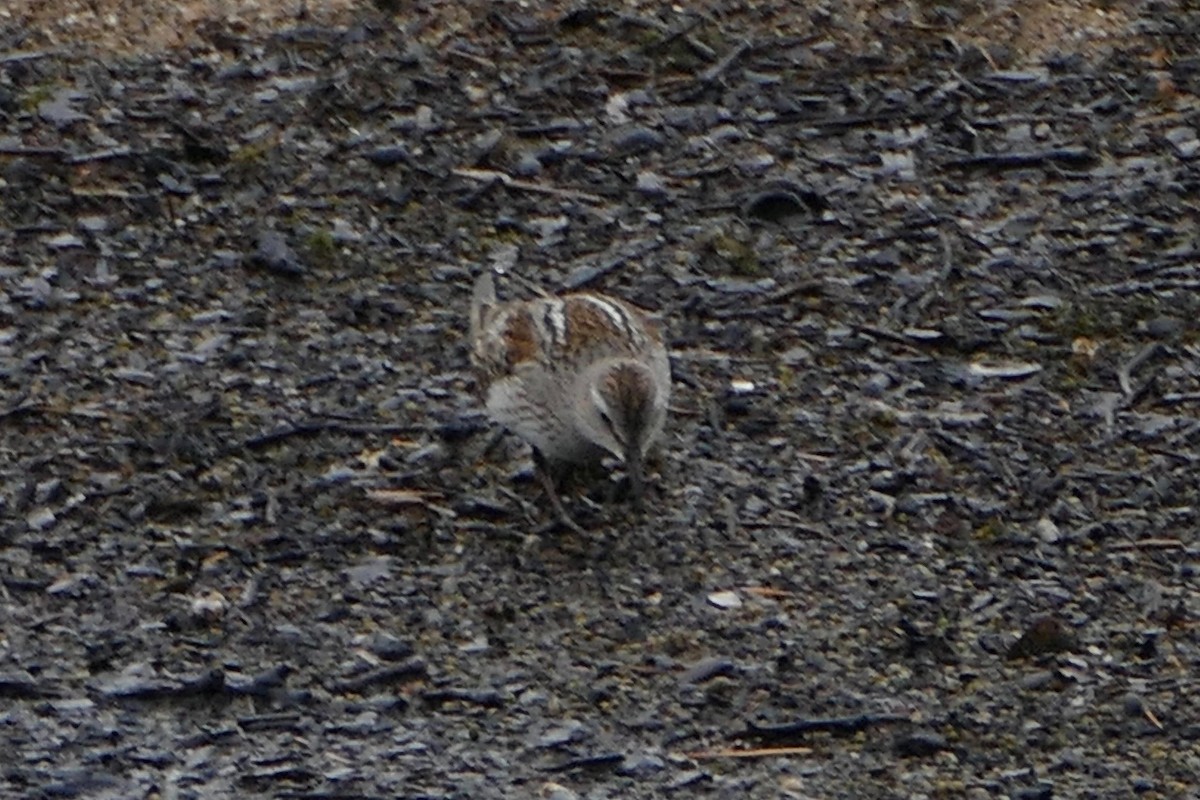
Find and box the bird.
[469,270,671,530]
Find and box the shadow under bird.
[469,271,671,530]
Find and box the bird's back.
[470,274,669,462]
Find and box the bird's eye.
[597,409,623,442]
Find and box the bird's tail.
[469,270,497,343]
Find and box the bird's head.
[576,359,666,507]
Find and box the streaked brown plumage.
[470,271,671,527]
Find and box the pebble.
[707,590,742,609]
[26,507,56,530]
[609,125,664,155]
[894,731,949,757]
[636,170,666,196]
[513,152,542,177]
[678,657,736,685]
[616,753,665,777]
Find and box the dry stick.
[364,488,446,510]
[561,238,663,291]
[1160,392,1200,404]
[742,586,795,599]
[1,51,54,64]
[244,420,425,449]
[699,40,751,82]
[1109,539,1185,551]
[1118,342,1162,397]
[941,147,1096,170]
[70,188,137,199]
[682,746,814,760]
[499,270,553,300]
[445,47,496,70]
[1144,706,1164,731]
[637,14,698,49]
[852,324,924,349]
[0,145,65,157]
[450,168,606,204]
[1145,445,1200,463]
[65,147,134,164]
[738,520,828,537]
[741,713,910,742]
[684,33,718,61]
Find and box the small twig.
[791,110,910,131]
[1143,706,1164,730]
[931,428,986,457]
[1117,342,1162,397]
[634,14,693,47]
[70,188,137,200]
[541,752,625,773]
[698,40,751,83]
[445,47,497,70]
[0,51,54,64]
[682,746,814,760]
[1160,392,1200,405]
[499,270,553,300]
[742,586,795,599]
[0,145,66,158]
[328,658,427,694]
[244,420,425,450]
[766,280,825,304]
[421,687,504,708]
[1109,538,1185,551]
[65,147,134,164]
[851,324,923,349]
[100,669,227,701]
[941,147,1096,170]
[0,394,36,420]
[740,714,910,743]
[364,488,443,508]
[667,347,766,363]
[738,520,827,537]
[561,239,663,291]
[684,34,718,61]
[1144,446,1199,463]
[451,167,606,204]
[1092,278,1200,296]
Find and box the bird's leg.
[532,449,585,534]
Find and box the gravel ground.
[2,3,1198,799]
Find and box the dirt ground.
[6,0,1132,61]
[1,1,1198,798]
